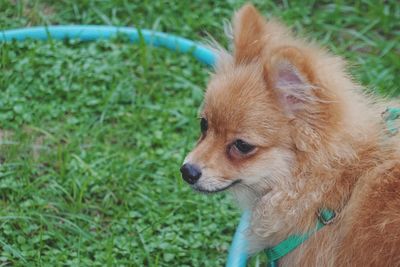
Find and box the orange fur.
[182,4,400,265]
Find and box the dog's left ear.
[233,4,266,64]
[267,46,338,151]
[266,46,319,118]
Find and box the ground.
[0,0,399,266]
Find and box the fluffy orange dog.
[180,4,400,266]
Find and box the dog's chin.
[191,180,241,194]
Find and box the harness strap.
[382,107,400,134]
[266,209,335,267]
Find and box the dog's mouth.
[192,179,241,194]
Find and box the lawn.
[0,0,398,266]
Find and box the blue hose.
[0,25,215,66]
[0,25,248,267]
[226,211,250,267]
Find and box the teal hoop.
[0,25,248,267]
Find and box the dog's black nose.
[180,163,202,184]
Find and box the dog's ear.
[233,4,266,64]
[267,46,318,117]
[267,46,338,151]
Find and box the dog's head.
[181,4,346,201]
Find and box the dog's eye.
[234,139,255,154]
[200,118,208,133]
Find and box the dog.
[180,4,400,266]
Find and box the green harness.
[265,107,400,267]
[265,209,335,267]
[383,107,400,134]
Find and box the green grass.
[0,0,399,266]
